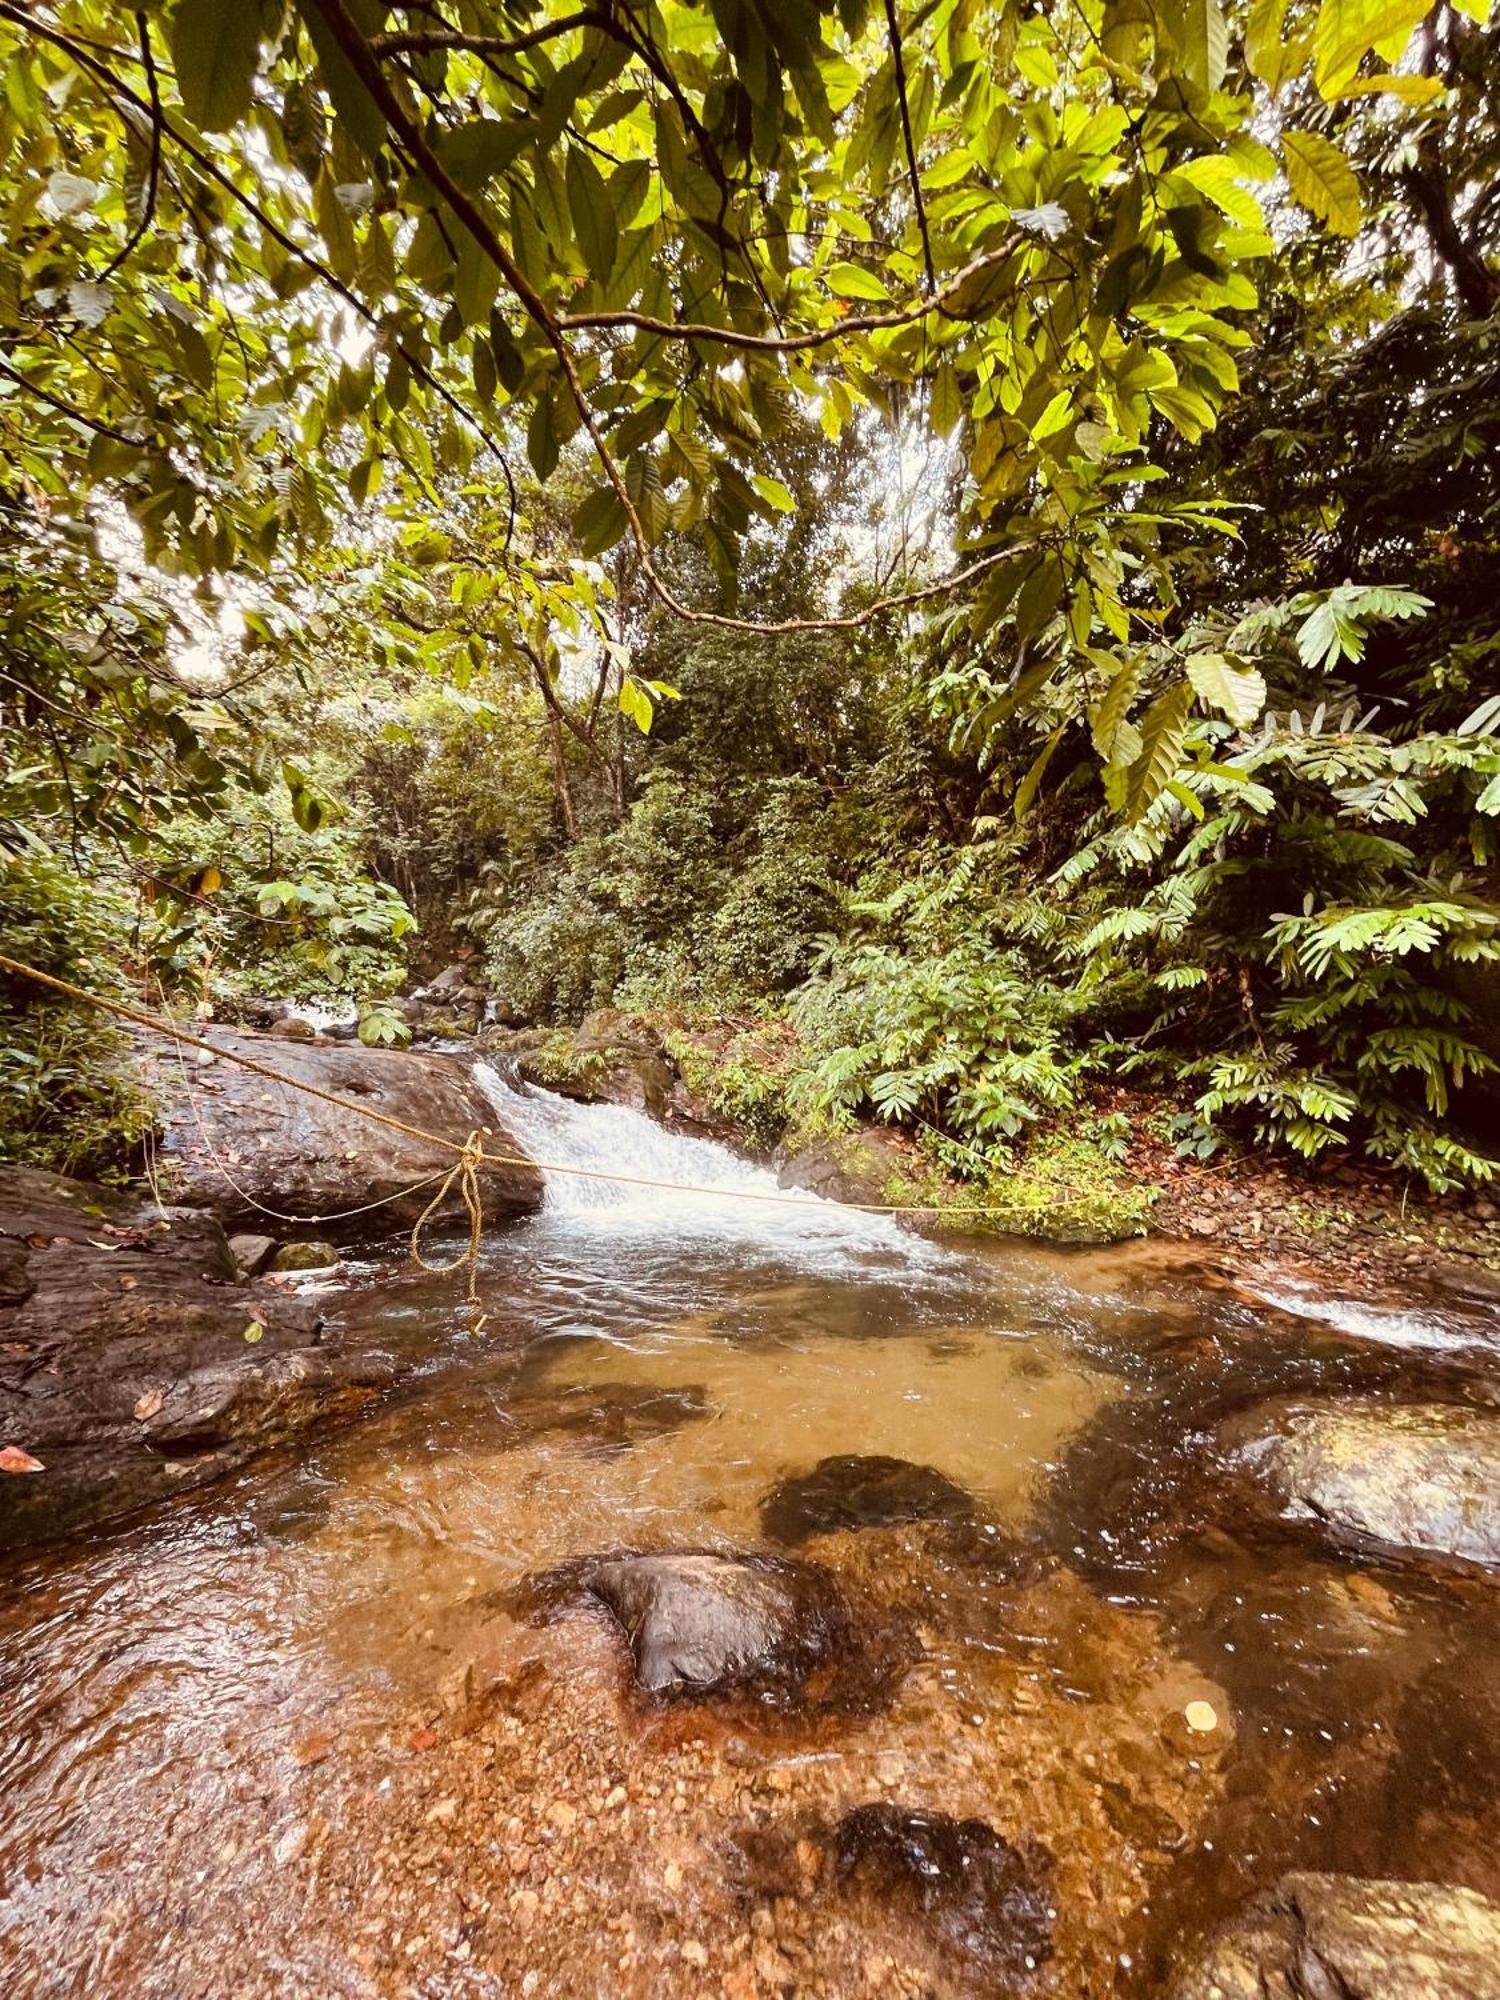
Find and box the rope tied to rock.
[409,1128,487,1305]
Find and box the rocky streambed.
[3,1035,1500,1997]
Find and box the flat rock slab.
[515,1548,917,1710]
[761,1453,976,1545]
[1219,1396,1500,1570]
[140,1027,544,1242]
[833,1803,1053,1982]
[0,1165,393,1547]
[1170,1872,1500,1999]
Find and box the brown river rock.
[1220,1396,1500,1570]
[139,1025,544,1241]
[1169,1872,1500,1998]
[0,1166,394,1547]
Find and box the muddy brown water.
[3,1086,1499,1997]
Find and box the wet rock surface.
[515,1548,917,1709]
[833,1803,1053,1982]
[0,1166,393,1547]
[773,1126,919,1212]
[761,1453,976,1545]
[1169,1872,1500,1999]
[141,1025,544,1241]
[1220,1396,1500,1570]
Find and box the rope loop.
[409,1128,487,1303]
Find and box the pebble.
[682,1942,708,1967]
[272,1822,309,1867]
[604,1785,628,1811]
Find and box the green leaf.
[297,0,390,164]
[825,261,892,302]
[1090,654,1142,758]
[930,362,963,438]
[566,148,617,284]
[455,223,504,325]
[1125,682,1194,821]
[1312,0,1429,97]
[528,390,560,481]
[573,482,627,555]
[170,0,267,132]
[1186,651,1267,727]
[1282,129,1363,236]
[1015,725,1066,821]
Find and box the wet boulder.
[516,1548,916,1710]
[140,1025,544,1243]
[833,1803,1053,1982]
[1219,1397,1500,1570]
[0,1166,394,1547]
[1169,1872,1500,1999]
[773,1127,918,1211]
[761,1453,975,1545]
[228,1232,276,1277]
[269,1238,340,1273]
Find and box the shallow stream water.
[3,1084,1499,1996]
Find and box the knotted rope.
[409,1129,487,1304]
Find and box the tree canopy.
[2,0,1498,1191]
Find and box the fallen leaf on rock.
[243,1321,265,1344]
[133,1389,164,1422]
[0,1446,45,1474]
[119,1276,139,1291]
[408,1727,439,1752]
[25,1234,52,1250]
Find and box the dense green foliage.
[1,0,1497,1190]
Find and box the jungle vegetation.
[1,0,1497,1189]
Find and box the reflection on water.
[2,1087,1499,1996]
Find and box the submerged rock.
[516,1548,915,1709]
[0,1165,393,1547]
[761,1453,976,1545]
[1169,1872,1500,1999]
[141,1025,544,1242]
[1220,1397,1500,1569]
[833,1803,1053,1981]
[499,1381,710,1452]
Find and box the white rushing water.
[471,1063,941,1272]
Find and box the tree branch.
[370,10,608,57]
[97,12,161,282]
[558,238,1020,349]
[882,0,936,293]
[0,354,146,446]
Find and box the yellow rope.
[409,1130,486,1303]
[0,951,1069,1221]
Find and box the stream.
[3,1082,1499,1996]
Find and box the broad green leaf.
[1312,0,1428,96]
[1186,651,1267,727]
[170,0,266,132]
[566,148,617,284]
[1282,130,1363,236]
[825,261,892,302]
[1125,682,1194,821]
[1170,157,1265,230]
[1015,725,1066,821]
[930,362,963,437]
[1090,654,1142,758]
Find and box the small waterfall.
[471,1062,925,1261]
